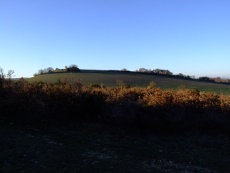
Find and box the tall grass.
[1,78,230,133]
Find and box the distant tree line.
[34,64,80,76]
[135,68,230,83]
[135,68,193,78]
[136,68,174,75]
[198,76,230,83]
[175,73,195,79]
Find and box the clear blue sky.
[0,0,229,78]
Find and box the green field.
[27,71,230,94]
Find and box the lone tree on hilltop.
[46,67,54,73]
[66,64,80,72]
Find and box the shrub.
[1,79,230,133]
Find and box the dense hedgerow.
[1,78,230,133]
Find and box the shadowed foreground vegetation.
[1,78,230,172]
[1,78,230,134]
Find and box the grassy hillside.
[27,71,230,94]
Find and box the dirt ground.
[1,122,230,173]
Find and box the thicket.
[33,64,80,76]
[1,78,230,133]
[136,68,230,84]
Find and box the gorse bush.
[1,78,230,133]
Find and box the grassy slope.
[27,71,230,94]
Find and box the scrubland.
[1,78,230,133]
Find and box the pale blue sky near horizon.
[0,0,229,78]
